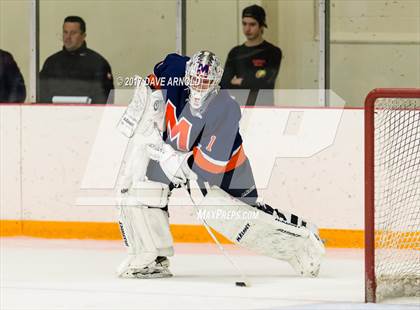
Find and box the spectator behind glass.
[39,16,114,104]
[0,49,26,103]
[220,5,282,106]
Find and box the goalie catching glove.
[146,143,196,185]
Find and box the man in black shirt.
[0,49,26,103]
[39,16,114,104]
[221,5,282,106]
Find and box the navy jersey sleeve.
[151,53,189,90]
[191,93,245,184]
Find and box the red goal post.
[364,88,420,303]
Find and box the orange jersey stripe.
[193,145,247,174]
[147,73,161,90]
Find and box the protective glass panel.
[186,0,321,107]
[330,0,420,106]
[0,0,30,103]
[38,0,177,104]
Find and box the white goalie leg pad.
[120,181,171,208]
[117,124,163,191]
[288,232,325,277]
[194,186,325,277]
[117,205,174,278]
[117,182,174,278]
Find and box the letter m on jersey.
[166,100,192,151]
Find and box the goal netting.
[364,88,420,303]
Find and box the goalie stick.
[185,181,250,287]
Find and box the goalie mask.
[185,51,223,117]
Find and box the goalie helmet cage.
[364,88,420,303]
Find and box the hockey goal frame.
[364,88,420,303]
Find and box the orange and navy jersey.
[152,53,246,186]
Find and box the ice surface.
[1,238,418,310]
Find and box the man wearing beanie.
[221,4,282,106]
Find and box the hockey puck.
[235,281,247,287]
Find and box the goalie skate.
[117,255,172,279]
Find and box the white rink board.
[0,107,22,220]
[0,105,363,229]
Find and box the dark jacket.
[221,41,282,106]
[0,49,26,103]
[39,42,114,104]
